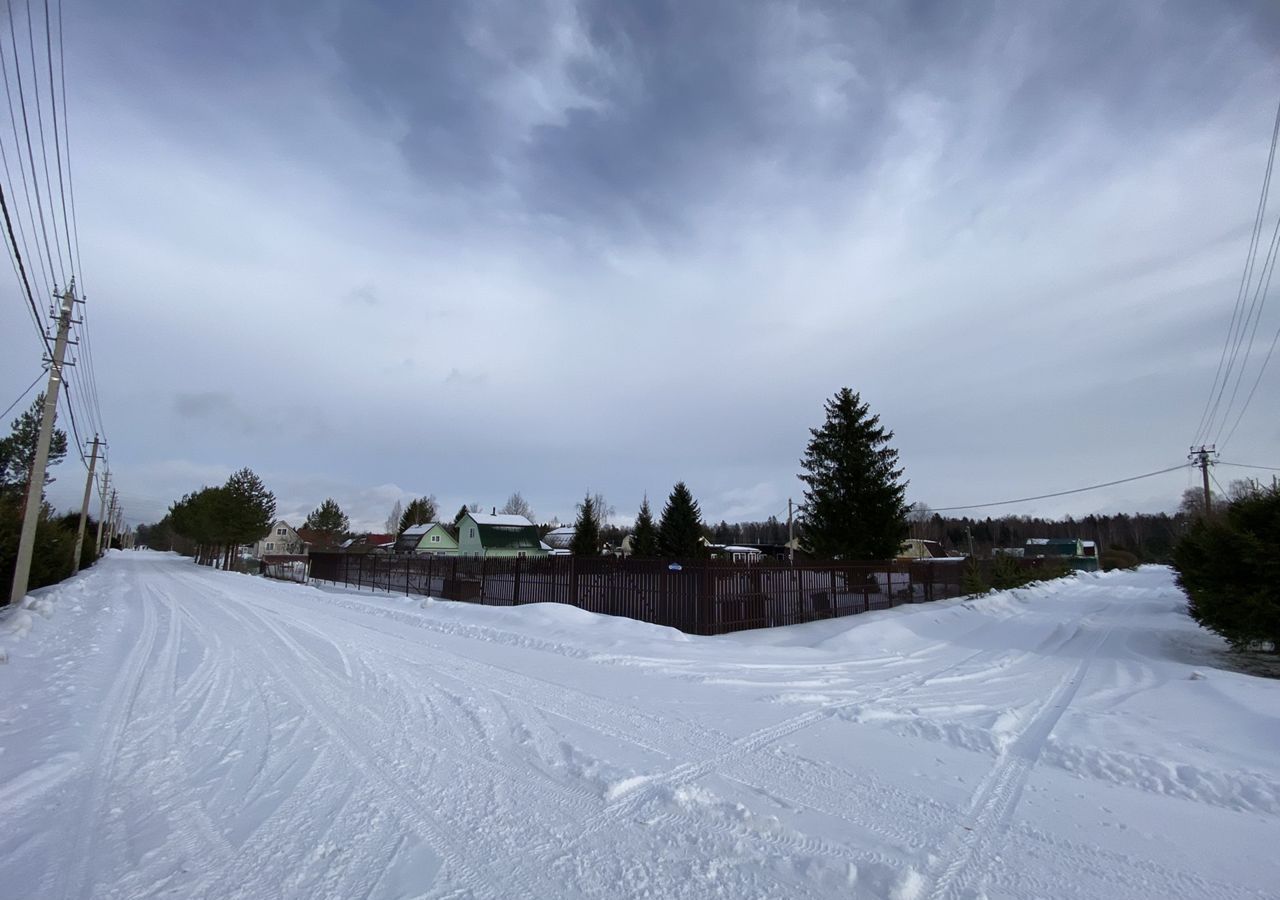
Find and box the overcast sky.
[4,0,1280,532]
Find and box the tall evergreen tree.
[305,498,350,535]
[799,388,908,560]
[658,482,705,558]
[453,504,470,526]
[0,394,67,495]
[399,496,438,533]
[630,495,659,558]
[571,492,601,556]
[224,468,276,547]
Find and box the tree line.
[1,395,101,597]
[144,469,276,568]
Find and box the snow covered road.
[2,552,1277,899]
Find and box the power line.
[1219,318,1279,451]
[930,463,1192,512]
[5,0,60,288]
[1213,209,1280,445]
[1218,460,1280,472]
[41,0,72,276]
[1209,469,1229,499]
[0,176,48,353]
[1,369,43,420]
[1193,95,1280,446]
[0,22,51,299]
[53,0,78,288]
[21,0,68,282]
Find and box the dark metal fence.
[300,553,1062,636]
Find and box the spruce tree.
[799,388,908,560]
[0,394,68,495]
[224,468,276,548]
[631,495,659,558]
[1173,483,1280,652]
[453,504,470,526]
[658,482,705,559]
[399,496,438,532]
[571,492,601,557]
[305,498,350,536]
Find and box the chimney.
[492,506,497,515]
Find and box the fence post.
[479,555,487,604]
[706,563,717,634]
[405,555,410,596]
[513,555,522,605]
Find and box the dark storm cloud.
[10,0,1279,530]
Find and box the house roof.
[545,526,575,537]
[467,512,536,527]
[402,523,434,536]
[460,512,541,550]
[296,527,340,546]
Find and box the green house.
[395,522,459,556]
[1024,538,1099,572]
[456,512,547,559]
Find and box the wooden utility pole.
[9,283,76,606]
[787,498,794,564]
[1189,445,1216,515]
[95,470,109,555]
[71,434,101,574]
[105,488,118,552]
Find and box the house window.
[265,542,275,551]
[431,535,440,543]
[276,527,286,536]
[469,528,475,538]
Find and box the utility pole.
[105,488,118,552]
[71,434,101,574]
[9,283,77,606]
[787,498,794,564]
[1188,445,1217,515]
[95,470,109,555]
[966,524,975,559]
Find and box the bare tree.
[1228,478,1261,502]
[1178,487,1226,517]
[907,501,933,541]
[500,491,535,523]
[385,499,403,535]
[577,492,614,525]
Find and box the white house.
[254,520,300,557]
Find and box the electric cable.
[930,463,1192,512]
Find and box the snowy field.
[1,552,1277,899]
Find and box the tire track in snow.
[522,636,1046,863]
[997,820,1262,900]
[55,585,162,900]
[922,622,1110,900]
[220,577,614,818]
[171,572,539,900]
[235,585,735,760]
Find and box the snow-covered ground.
[1,552,1277,899]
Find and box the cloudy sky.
[4,0,1279,531]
